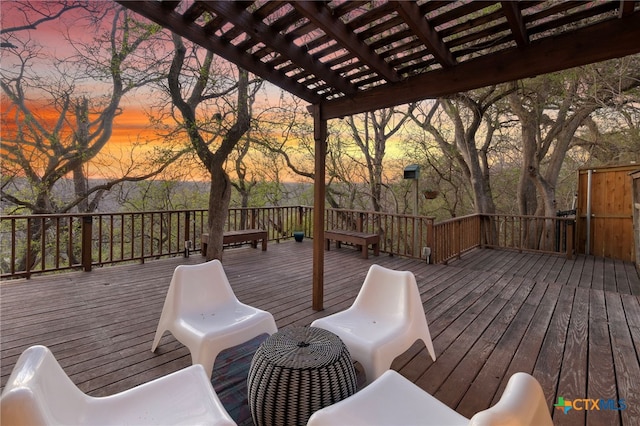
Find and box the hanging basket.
[423,190,439,199]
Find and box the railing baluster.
[55,217,61,270]
[26,217,32,278]
[110,215,114,262]
[10,219,16,275]
[98,216,103,264]
[40,216,46,272]
[82,216,93,271]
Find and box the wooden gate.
[632,169,640,270]
[576,164,636,261]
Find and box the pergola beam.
[322,11,640,119]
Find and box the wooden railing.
[0,207,574,279]
[325,208,435,259]
[432,214,482,264]
[480,214,575,255]
[0,207,311,279]
[429,213,575,264]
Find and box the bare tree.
[1,3,176,270]
[1,3,173,215]
[166,34,262,260]
[507,57,640,249]
[411,87,512,215]
[1,1,94,41]
[344,107,415,212]
[574,108,640,164]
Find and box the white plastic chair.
[0,345,237,426]
[151,259,278,378]
[311,264,436,384]
[307,370,553,426]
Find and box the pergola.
[117,0,640,310]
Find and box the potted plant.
[289,220,304,243]
[292,223,305,242]
[423,189,439,199]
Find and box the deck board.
[490,282,564,405]
[604,257,619,293]
[457,279,548,416]
[435,275,532,412]
[535,285,575,414]
[587,289,620,426]
[2,243,639,425]
[555,287,590,426]
[606,292,640,425]
[624,263,640,295]
[591,256,605,291]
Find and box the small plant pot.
[293,231,305,242]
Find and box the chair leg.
[151,327,166,352]
[359,357,387,386]
[421,332,436,362]
[190,342,225,379]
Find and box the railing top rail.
[0,210,207,219]
[327,207,436,221]
[482,213,576,221]
[1,209,576,223]
[0,206,316,220]
[433,213,480,226]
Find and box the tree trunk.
[518,132,539,216]
[168,34,252,261]
[206,165,232,260]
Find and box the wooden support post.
[456,220,462,260]
[426,218,434,264]
[26,218,33,279]
[184,211,191,258]
[81,215,93,272]
[251,208,257,229]
[312,105,327,311]
[566,220,574,260]
[297,206,305,230]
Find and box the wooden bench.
[201,229,267,256]
[325,229,380,259]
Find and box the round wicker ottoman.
[247,326,357,426]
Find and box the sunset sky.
[1,3,160,134]
[1,2,412,182]
[1,3,213,179]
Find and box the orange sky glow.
[0,3,319,183]
[1,3,391,185]
[1,4,177,176]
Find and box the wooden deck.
[2,241,639,425]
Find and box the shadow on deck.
[2,241,639,425]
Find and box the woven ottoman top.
[248,326,357,426]
[258,326,347,369]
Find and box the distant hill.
[1,177,313,214]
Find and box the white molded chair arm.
[469,372,553,426]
